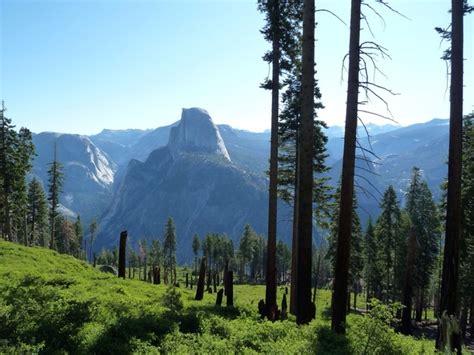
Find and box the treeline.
[98,220,292,290]
[0,102,97,259]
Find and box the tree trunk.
[216,289,223,306]
[290,154,299,315]
[227,271,234,306]
[347,292,351,314]
[207,266,212,293]
[436,0,464,351]
[295,0,315,326]
[224,260,229,295]
[313,252,321,304]
[118,231,127,278]
[415,288,423,323]
[460,303,468,338]
[186,273,189,288]
[354,290,357,311]
[331,0,361,335]
[401,227,417,335]
[195,257,207,301]
[470,297,473,340]
[265,0,280,323]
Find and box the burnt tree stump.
[281,294,288,320]
[195,257,207,300]
[226,271,233,306]
[223,260,229,295]
[216,288,224,306]
[118,231,127,278]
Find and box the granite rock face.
[168,108,231,161]
[31,133,117,223]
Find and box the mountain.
[89,128,151,166]
[31,132,117,223]
[328,118,449,225]
[96,108,288,262]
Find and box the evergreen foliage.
[163,217,177,285]
[27,178,49,247]
[47,144,64,250]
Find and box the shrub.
[161,286,183,314]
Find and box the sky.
[0,0,473,135]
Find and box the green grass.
[0,241,440,354]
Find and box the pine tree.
[460,113,474,338]
[47,144,64,250]
[363,218,382,304]
[0,103,35,243]
[404,168,440,324]
[87,219,98,262]
[436,1,474,351]
[27,177,49,247]
[258,0,282,320]
[12,127,35,245]
[238,224,257,282]
[163,217,177,285]
[374,185,402,303]
[150,239,162,271]
[72,215,83,258]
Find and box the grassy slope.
[0,241,437,354]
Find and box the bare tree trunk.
[224,259,229,295]
[437,0,464,352]
[470,297,473,340]
[313,251,321,304]
[331,0,361,335]
[460,303,468,338]
[290,146,299,315]
[415,289,424,322]
[216,289,223,306]
[227,271,234,306]
[265,0,280,323]
[354,290,357,311]
[295,0,315,326]
[118,231,127,278]
[195,257,207,301]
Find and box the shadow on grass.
[90,305,242,353]
[311,325,353,355]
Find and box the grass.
[0,240,444,354]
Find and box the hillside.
[0,241,435,354]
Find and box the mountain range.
[30,109,449,261]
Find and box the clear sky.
[0,0,473,135]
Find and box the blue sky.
[1,0,473,134]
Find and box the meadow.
[0,241,442,354]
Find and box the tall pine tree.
[163,217,177,285]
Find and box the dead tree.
[195,257,207,301]
[118,231,127,278]
[281,293,288,320]
[331,0,361,334]
[224,260,229,295]
[226,271,234,306]
[216,289,224,306]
